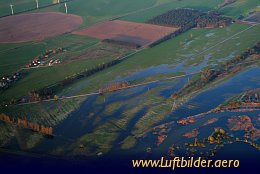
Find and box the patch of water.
[205,32,215,37]
[218,52,235,62]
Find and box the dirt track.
[244,12,260,24]
[0,12,83,43]
[73,20,178,47]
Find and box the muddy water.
[1,66,260,174]
[2,54,260,165]
[97,67,260,158]
[32,63,260,156]
[131,67,260,157]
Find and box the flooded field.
[2,63,259,160]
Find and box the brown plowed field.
[73,20,178,47]
[0,12,83,43]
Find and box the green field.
[60,24,260,96]
[0,42,45,76]
[1,0,258,25]
[2,23,256,101]
[220,0,260,17]
[0,34,99,76]
[0,0,259,102]
[0,40,131,101]
[32,0,224,26]
[0,0,59,17]
[0,0,259,158]
[121,0,224,23]
[27,0,162,27]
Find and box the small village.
[25,47,64,68]
[0,47,65,90]
[171,42,260,100]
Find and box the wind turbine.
[36,0,39,9]
[10,4,14,15]
[64,2,68,14]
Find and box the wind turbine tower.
[36,0,39,9]
[65,2,68,14]
[10,4,14,15]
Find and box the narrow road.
[195,25,255,57]
[1,22,257,107]
[7,24,260,107]
[15,72,198,106]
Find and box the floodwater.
[1,61,260,173]
[112,66,260,157]
[32,66,260,158]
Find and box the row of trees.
[98,81,131,93]
[196,13,232,28]
[1,58,124,106]
[173,42,260,99]
[0,113,53,136]
[218,0,237,9]
[29,59,122,101]
[149,20,195,47]
[147,9,232,47]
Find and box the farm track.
[10,57,258,106]
[2,24,258,107]
[194,25,255,56]
[13,72,198,106]
[7,23,256,71]
[20,42,101,70]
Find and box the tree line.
[147,9,232,47]
[0,113,53,136]
[172,42,260,99]
[1,58,125,106]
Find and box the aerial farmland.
[0,0,259,173]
